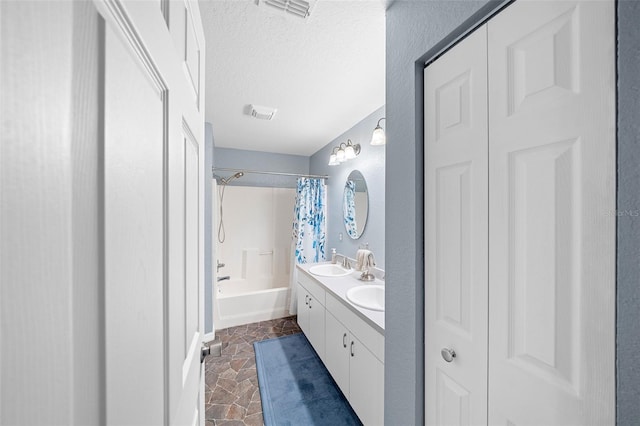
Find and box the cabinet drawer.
[298,271,326,306]
[326,292,384,362]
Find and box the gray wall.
[204,123,214,335]
[310,106,386,268]
[616,1,640,423]
[386,2,489,424]
[213,147,309,188]
[386,1,640,425]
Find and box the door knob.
[441,348,456,362]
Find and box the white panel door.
[100,0,207,424]
[104,22,165,425]
[424,25,489,426]
[487,1,615,425]
[166,1,207,424]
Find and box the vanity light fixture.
[336,144,346,162]
[328,147,340,166]
[328,139,361,166]
[370,117,386,145]
[344,139,358,159]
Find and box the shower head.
[220,171,244,185]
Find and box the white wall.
[1,2,103,423]
[354,191,368,237]
[215,186,295,288]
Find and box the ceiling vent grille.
[259,0,315,19]
[248,104,278,120]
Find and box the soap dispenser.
[331,248,337,264]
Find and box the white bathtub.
[214,277,290,330]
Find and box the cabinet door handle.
[308,298,312,309]
[350,341,355,357]
[343,333,347,348]
[305,295,309,305]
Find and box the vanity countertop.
[297,262,385,334]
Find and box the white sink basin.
[309,264,353,277]
[346,285,385,311]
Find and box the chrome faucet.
[366,252,376,268]
[333,254,351,269]
[217,275,230,282]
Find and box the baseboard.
[203,331,216,343]
[216,308,289,330]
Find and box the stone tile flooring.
[204,316,301,426]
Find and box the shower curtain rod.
[212,167,329,180]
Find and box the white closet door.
[424,25,489,426]
[487,1,615,425]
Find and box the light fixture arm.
[370,117,387,146]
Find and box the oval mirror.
[343,170,369,239]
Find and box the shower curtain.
[289,177,327,314]
[343,179,358,239]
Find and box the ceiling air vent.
[258,0,315,19]
[248,104,278,120]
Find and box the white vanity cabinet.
[324,311,350,394]
[324,293,384,425]
[296,273,326,360]
[349,334,383,426]
[296,267,385,425]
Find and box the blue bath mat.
[254,333,362,426]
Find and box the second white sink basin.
[309,264,352,277]
[346,285,385,311]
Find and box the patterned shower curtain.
[343,179,358,239]
[289,177,327,314]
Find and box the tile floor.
[204,316,301,426]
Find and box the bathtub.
[214,276,290,330]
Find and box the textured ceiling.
[199,0,386,156]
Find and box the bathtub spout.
[217,276,230,282]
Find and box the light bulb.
[344,145,356,159]
[328,154,339,166]
[336,148,346,162]
[370,126,386,145]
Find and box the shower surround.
[214,185,295,329]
